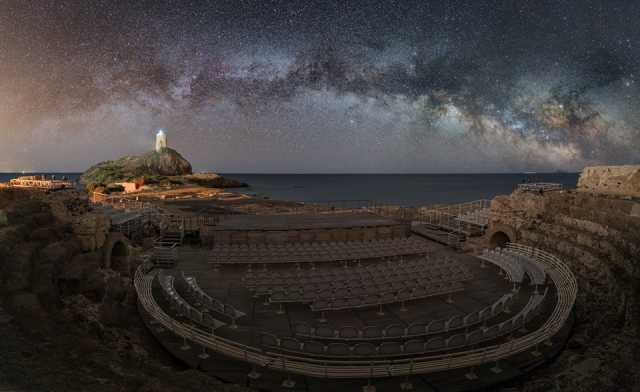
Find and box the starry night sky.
[1,0,639,172]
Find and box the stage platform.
[210,212,401,230]
[201,212,410,245]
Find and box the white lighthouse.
[155,129,167,152]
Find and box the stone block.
[346,229,362,241]
[299,230,314,242]
[31,262,57,297]
[316,230,333,242]
[392,225,408,238]
[577,165,640,198]
[331,229,347,242]
[362,228,376,241]
[214,231,231,244]
[7,291,46,319]
[0,209,7,227]
[247,231,266,244]
[265,231,287,243]
[377,226,391,239]
[60,251,101,280]
[78,235,97,252]
[40,241,70,265]
[230,231,248,243]
[3,244,36,292]
[287,230,300,242]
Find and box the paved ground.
[207,212,401,231]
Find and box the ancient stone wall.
[0,189,131,316]
[0,188,237,391]
[483,188,640,390]
[577,165,640,198]
[71,212,110,252]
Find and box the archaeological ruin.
[1,164,638,391]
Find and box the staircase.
[152,232,182,268]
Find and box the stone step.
[0,306,13,325]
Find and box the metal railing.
[516,183,563,193]
[8,179,74,191]
[229,200,378,215]
[90,192,155,210]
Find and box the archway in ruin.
[103,233,131,276]
[489,231,511,249]
[110,241,129,275]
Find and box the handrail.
[134,242,577,378]
[516,183,563,192]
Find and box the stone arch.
[103,233,131,276]
[486,224,517,249]
[489,231,511,249]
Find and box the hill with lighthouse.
[81,130,245,192]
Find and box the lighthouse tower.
[155,129,167,152]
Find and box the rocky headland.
[81,148,247,195]
[82,148,193,185]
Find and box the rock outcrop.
[81,148,193,186]
[0,209,7,226]
[71,212,110,252]
[0,188,253,392]
[182,172,247,188]
[577,165,640,198]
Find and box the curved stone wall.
[485,187,640,390]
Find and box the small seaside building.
[8,175,74,191]
[114,176,145,194]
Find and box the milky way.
[1,0,639,172]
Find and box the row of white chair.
[157,271,226,330]
[179,271,245,327]
[295,293,514,341]
[260,288,549,358]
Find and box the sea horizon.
[0,171,580,175]
[1,172,580,206]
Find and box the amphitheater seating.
[501,249,547,285]
[294,293,515,341]
[179,272,246,327]
[136,240,577,379]
[152,242,178,268]
[157,271,226,330]
[245,257,470,296]
[480,248,547,287]
[478,249,526,284]
[259,289,548,358]
[456,208,491,227]
[242,257,472,311]
[208,237,432,265]
[309,281,465,311]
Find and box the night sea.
[0,172,578,207]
